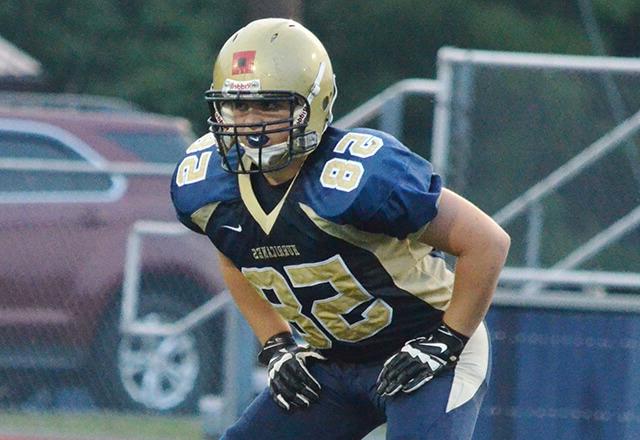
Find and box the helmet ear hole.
[322,96,329,111]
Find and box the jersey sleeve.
[305,128,442,240]
[360,150,441,239]
[170,189,206,234]
[339,128,441,240]
[170,133,239,234]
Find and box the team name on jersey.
[251,244,301,260]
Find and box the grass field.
[0,410,387,440]
[0,411,201,440]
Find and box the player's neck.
[262,156,306,186]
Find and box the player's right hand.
[258,332,326,411]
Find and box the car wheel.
[90,293,223,413]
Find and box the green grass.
[0,410,202,439]
[0,410,387,439]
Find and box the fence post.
[202,303,256,439]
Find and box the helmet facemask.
[206,90,318,174]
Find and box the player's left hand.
[376,323,468,396]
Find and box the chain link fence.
[3,49,640,439]
[0,104,228,439]
[432,48,640,291]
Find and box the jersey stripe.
[191,202,220,233]
[237,156,304,235]
[298,202,454,310]
[446,322,490,412]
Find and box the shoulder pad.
[301,127,441,239]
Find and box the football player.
[171,18,510,440]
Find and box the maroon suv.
[0,99,226,413]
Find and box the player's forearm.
[443,233,510,336]
[231,289,292,344]
[218,251,291,344]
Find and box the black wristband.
[435,322,469,361]
[257,331,296,366]
[441,322,470,345]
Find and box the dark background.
[2,0,638,134]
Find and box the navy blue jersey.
[171,127,454,362]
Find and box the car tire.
[89,293,223,413]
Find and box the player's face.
[221,100,292,147]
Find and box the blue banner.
[475,305,640,440]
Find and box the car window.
[0,131,113,192]
[0,132,84,160]
[104,131,191,164]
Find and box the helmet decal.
[232,50,256,75]
[222,78,261,93]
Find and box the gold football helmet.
[206,18,337,173]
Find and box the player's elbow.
[491,226,511,266]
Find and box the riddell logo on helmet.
[232,50,256,74]
[222,79,261,93]
[295,107,308,125]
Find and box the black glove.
[376,323,469,397]
[258,332,326,411]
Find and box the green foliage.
[0,0,244,132]
[593,0,640,22]
[592,0,640,56]
[0,0,637,133]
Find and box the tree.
[0,0,637,132]
[246,0,302,22]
